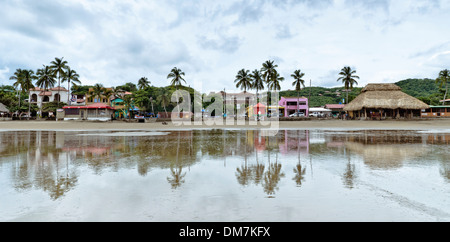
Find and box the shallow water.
[0,129,449,222]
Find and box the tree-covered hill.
[395,78,442,105]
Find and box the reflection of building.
[279,130,310,155]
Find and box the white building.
[29,87,70,108]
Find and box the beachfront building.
[217,91,256,107]
[278,96,309,117]
[325,104,346,117]
[29,87,69,108]
[421,106,450,118]
[62,103,115,121]
[0,103,11,120]
[309,107,332,117]
[69,94,86,106]
[344,83,429,119]
[86,88,133,118]
[207,91,256,117]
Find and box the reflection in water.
[293,162,306,187]
[0,129,449,201]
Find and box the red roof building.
[62,103,115,121]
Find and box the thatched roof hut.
[344,83,429,112]
[0,103,9,113]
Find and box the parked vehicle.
[289,112,305,117]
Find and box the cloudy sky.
[1,0,449,93]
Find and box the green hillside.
[395,78,442,105]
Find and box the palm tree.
[337,66,359,104]
[103,89,113,106]
[110,87,124,107]
[36,65,56,118]
[157,91,170,117]
[20,70,37,119]
[268,71,284,92]
[138,77,150,90]
[36,66,57,91]
[123,94,134,121]
[268,71,284,108]
[234,69,252,92]
[89,83,105,103]
[291,69,306,117]
[250,69,264,103]
[436,69,450,105]
[10,69,24,114]
[50,57,68,107]
[63,67,80,104]
[167,67,186,116]
[167,67,186,87]
[261,60,278,87]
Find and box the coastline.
[1,119,449,132]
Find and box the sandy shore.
[1,119,450,131]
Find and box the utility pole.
[309,79,312,108]
[223,88,226,116]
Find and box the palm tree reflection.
[292,130,306,187]
[167,166,186,189]
[263,160,285,196]
[293,163,306,187]
[342,148,357,189]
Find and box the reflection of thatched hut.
[344,83,429,119]
[345,142,426,169]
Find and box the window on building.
[65,109,80,115]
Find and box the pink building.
[279,97,309,117]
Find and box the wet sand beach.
[0,119,449,131]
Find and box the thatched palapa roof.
[344,83,429,111]
[0,103,10,113]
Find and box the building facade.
[421,106,450,118]
[29,87,70,108]
[278,97,309,117]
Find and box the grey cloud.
[166,0,205,28]
[224,1,266,25]
[345,0,391,12]
[410,41,450,59]
[423,51,450,69]
[318,69,342,87]
[198,34,242,53]
[409,0,441,14]
[0,0,93,41]
[276,25,294,39]
[282,0,334,9]
[224,0,333,25]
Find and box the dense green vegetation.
[395,78,444,106]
